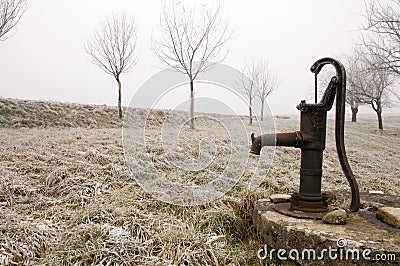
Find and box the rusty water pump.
[251,58,360,219]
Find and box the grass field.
[0,98,399,265]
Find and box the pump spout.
[250,132,304,155]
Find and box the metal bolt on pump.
[250,58,360,219]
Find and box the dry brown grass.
[0,98,399,265]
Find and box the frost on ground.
[0,98,399,265]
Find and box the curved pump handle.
[310,58,360,212]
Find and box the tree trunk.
[371,100,383,130]
[117,77,122,119]
[189,78,195,129]
[351,106,358,122]
[260,99,264,121]
[248,99,252,125]
[377,110,383,130]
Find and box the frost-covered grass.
[0,98,399,265]
[0,98,122,128]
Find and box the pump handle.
[310,58,360,212]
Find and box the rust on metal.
[250,132,303,155]
[273,202,336,220]
[251,58,360,218]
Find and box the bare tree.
[361,1,400,74]
[346,90,362,123]
[240,60,259,125]
[0,0,26,41]
[346,48,397,130]
[256,60,278,121]
[85,13,137,119]
[152,1,231,129]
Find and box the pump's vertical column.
[291,105,328,212]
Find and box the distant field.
[0,98,399,265]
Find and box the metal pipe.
[250,131,303,155]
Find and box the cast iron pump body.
[251,58,360,219]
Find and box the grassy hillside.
[0,98,399,265]
[0,98,121,128]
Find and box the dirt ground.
[0,98,399,265]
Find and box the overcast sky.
[1,0,397,115]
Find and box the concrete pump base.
[253,192,400,265]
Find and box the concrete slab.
[254,196,400,265]
[377,207,400,228]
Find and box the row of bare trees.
[85,0,400,130]
[345,0,400,130]
[241,59,278,124]
[84,2,277,127]
[346,48,397,129]
[13,0,399,130]
[1,0,276,126]
[85,2,232,126]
